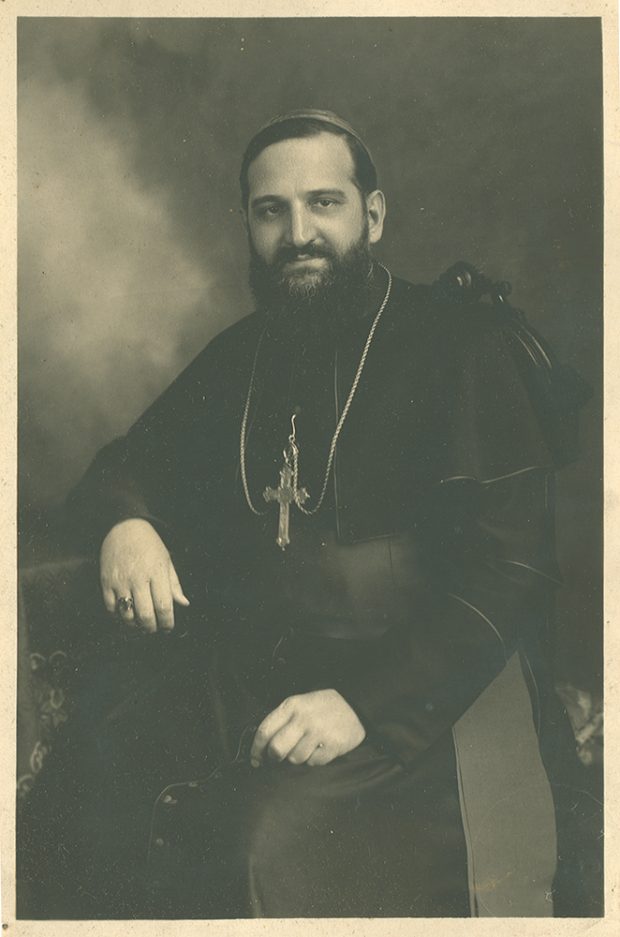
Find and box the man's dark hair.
[240,116,378,208]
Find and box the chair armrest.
[17,557,111,800]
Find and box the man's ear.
[366,190,386,245]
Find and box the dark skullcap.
[254,108,376,173]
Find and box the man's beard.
[248,228,374,346]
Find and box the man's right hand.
[100,518,190,633]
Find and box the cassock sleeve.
[66,432,172,552]
[65,336,222,554]
[337,320,566,766]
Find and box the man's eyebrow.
[250,194,285,209]
[306,188,348,199]
[250,188,349,209]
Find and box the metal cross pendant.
[263,456,309,550]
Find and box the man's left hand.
[250,689,366,768]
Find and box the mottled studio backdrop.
[18,17,603,690]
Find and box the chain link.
[239,328,268,515]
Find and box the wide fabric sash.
[453,651,557,916]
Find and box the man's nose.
[285,205,316,249]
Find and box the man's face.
[245,132,384,305]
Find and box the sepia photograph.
[11,11,606,926]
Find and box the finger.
[150,577,175,632]
[286,732,317,766]
[250,701,295,766]
[306,744,333,767]
[102,585,117,615]
[168,561,190,607]
[266,721,304,763]
[132,583,157,634]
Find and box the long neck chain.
[240,264,393,518]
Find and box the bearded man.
[19,110,590,919]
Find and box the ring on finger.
[116,595,135,615]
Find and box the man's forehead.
[247,133,357,197]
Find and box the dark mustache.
[275,244,334,266]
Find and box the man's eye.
[314,198,337,209]
[257,205,282,220]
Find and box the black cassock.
[19,267,592,918]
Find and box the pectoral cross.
[263,455,309,550]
